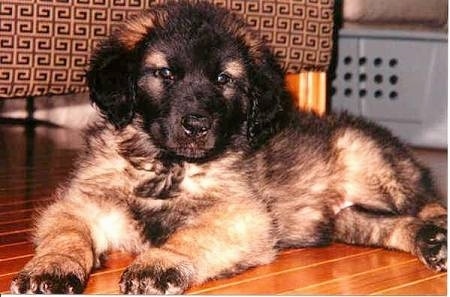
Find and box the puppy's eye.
[154,67,174,80]
[217,72,232,85]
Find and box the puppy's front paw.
[11,272,83,294]
[119,262,193,294]
[416,224,447,272]
[10,255,86,294]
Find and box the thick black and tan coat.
[11,1,447,294]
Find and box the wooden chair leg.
[285,72,327,115]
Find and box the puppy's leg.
[10,202,95,294]
[11,196,144,294]
[332,127,447,270]
[274,202,335,249]
[120,200,277,294]
[334,205,447,271]
[417,202,447,228]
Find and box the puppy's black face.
[135,24,249,159]
[87,2,291,161]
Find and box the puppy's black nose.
[181,114,211,137]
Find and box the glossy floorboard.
[0,124,447,295]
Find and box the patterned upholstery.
[0,0,335,99]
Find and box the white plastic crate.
[331,27,447,148]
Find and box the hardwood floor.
[0,124,447,295]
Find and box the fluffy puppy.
[11,1,446,294]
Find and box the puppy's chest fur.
[125,153,247,246]
[130,159,245,245]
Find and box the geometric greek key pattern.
[213,0,335,73]
[0,0,334,99]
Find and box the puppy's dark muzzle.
[181,114,211,137]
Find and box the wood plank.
[188,245,379,294]
[192,250,412,295]
[0,209,37,223]
[0,218,33,227]
[0,256,32,276]
[0,183,61,196]
[0,200,52,213]
[0,169,73,181]
[0,202,37,213]
[0,194,55,205]
[0,242,34,260]
[0,167,72,181]
[0,231,31,245]
[290,260,445,295]
[84,269,126,294]
[0,207,43,217]
[0,180,63,192]
[0,274,15,293]
[371,274,447,295]
[0,220,32,234]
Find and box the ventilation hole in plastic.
[359,57,367,65]
[344,56,352,65]
[344,88,353,97]
[389,75,398,85]
[389,59,398,67]
[374,90,383,98]
[331,87,336,96]
[389,91,398,100]
[359,73,367,82]
[344,73,352,81]
[374,58,383,67]
[359,89,367,98]
[374,74,383,84]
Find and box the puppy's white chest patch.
[72,199,145,254]
[179,164,214,196]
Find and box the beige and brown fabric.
[0,0,334,99]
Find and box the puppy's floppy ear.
[247,48,293,147]
[86,8,167,128]
[221,10,292,146]
[86,43,136,128]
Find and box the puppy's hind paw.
[416,224,447,272]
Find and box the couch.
[0,0,336,122]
